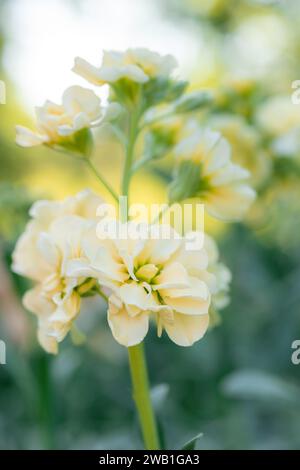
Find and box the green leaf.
[181,432,203,450]
[150,384,169,412]
[222,369,300,406]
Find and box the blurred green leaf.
[222,370,300,406]
[150,383,169,411]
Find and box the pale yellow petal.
[16,125,48,147]
[162,312,209,346]
[204,184,256,221]
[108,295,149,347]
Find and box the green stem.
[121,108,141,204]
[128,344,160,450]
[132,154,151,174]
[86,159,119,203]
[120,97,160,450]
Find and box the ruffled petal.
[108,295,149,347]
[161,312,209,346]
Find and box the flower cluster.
[14,47,255,354]
[13,191,231,352]
[16,86,120,156]
[169,121,256,220]
[12,190,103,353]
[73,48,177,86]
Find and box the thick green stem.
[86,159,119,203]
[128,344,160,450]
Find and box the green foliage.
[0,183,33,240]
[181,432,203,450]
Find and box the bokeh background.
[1,0,300,450]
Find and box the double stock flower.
[13,47,254,353]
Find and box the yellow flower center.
[135,263,159,283]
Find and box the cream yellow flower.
[204,235,231,311]
[73,48,177,86]
[171,121,256,221]
[23,277,82,354]
[12,189,103,281]
[15,85,116,150]
[256,96,300,136]
[20,215,95,354]
[70,221,212,347]
[12,190,104,353]
[256,95,300,157]
[208,114,271,187]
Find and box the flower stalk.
[85,158,119,203]
[121,98,160,450]
[121,96,142,203]
[128,344,160,450]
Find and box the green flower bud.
[143,78,188,108]
[54,128,94,158]
[174,91,213,114]
[168,160,201,203]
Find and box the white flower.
[23,283,81,354]
[208,114,271,186]
[12,190,104,353]
[73,48,177,86]
[69,221,212,347]
[256,96,300,157]
[173,122,256,221]
[21,215,94,354]
[15,86,112,149]
[205,235,231,311]
[256,96,300,136]
[12,189,103,281]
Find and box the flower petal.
[16,125,48,147]
[205,184,256,221]
[162,312,209,346]
[108,295,149,347]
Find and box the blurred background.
[1,0,300,450]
